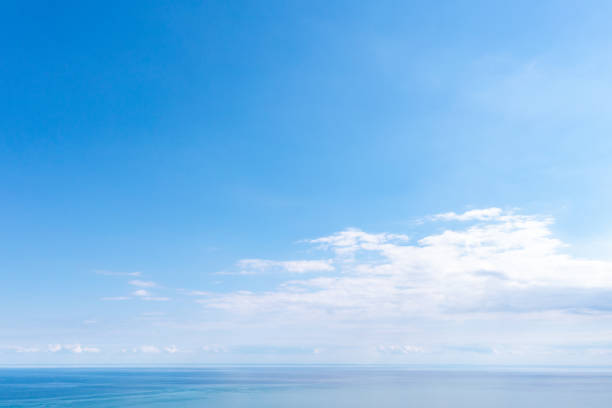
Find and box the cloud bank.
[47,208,612,364]
[202,209,612,320]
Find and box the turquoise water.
[2,367,612,407]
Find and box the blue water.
[2,366,612,407]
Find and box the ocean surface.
[2,366,612,407]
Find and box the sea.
[2,366,612,407]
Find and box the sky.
[2,0,612,365]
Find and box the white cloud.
[202,209,612,321]
[378,345,424,354]
[237,259,335,274]
[48,344,62,352]
[181,290,211,296]
[64,344,100,353]
[96,270,141,277]
[138,345,160,353]
[5,346,40,353]
[130,289,169,301]
[129,280,157,288]
[101,296,131,301]
[202,344,227,353]
[432,207,503,221]
[75,209,612,363]
[164,345,178,353]
[308,228,409,257]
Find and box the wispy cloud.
[136,345,160,353]
[127,345,181,353]
[377,345,424,354]
[237,259,335,274]
[3,346,40,353]
[308,228,410,257]
[164,345,179,354]
[132,289,170,301]
[431,207,503,221]
[48,344,62,352]
[64,344,101,353]
[201,344,228,353]
[95,270,141,277]
[179,290,211,296]
[129,280,157,288]
[133,289,151,297]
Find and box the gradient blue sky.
[2,1,612,364]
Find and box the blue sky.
[2,1,612,364]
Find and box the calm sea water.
[2,366,612,407]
